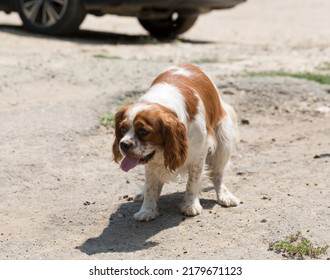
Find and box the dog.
[112,64,240,221]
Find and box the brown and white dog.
[113,64,240,221]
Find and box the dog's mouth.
[139,151,156,164]
[120,151,155,172]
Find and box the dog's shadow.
[0,24,213,45]
[77,191,216,255]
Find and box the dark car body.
[0,0,246,37]
[0,1,245,15]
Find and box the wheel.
[138,12,198,38]
[16,0,86,35]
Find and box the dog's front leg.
[134,168,163,222]
[181,162,203,216]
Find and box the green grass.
[100,112,115,128]
[93,54,122,60]
[269,231,329,259]
[246,71,330,85]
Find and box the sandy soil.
[0,0,329,259]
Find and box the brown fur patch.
[112,106,128,163]
[133,106,168,147]
[151,64,226,136]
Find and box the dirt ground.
[0,0,329,260]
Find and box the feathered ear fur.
[112,107,127,163]
[161,115,188,172]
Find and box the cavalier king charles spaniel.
[113,64,240,221]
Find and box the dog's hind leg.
[208,103,240,207]
[212,172,240,207]
[181,161,204,216]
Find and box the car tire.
[16,0,86,35]
[138,12,198,38]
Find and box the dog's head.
[112,102,188,172]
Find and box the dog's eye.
[120,127,127,135]
[139,128,149,137]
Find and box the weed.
[246,71,330,85]
[269,231,329,259]
[100,112,115,128]
[93,54,121,60]
[317,62,330,71]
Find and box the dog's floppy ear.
[112,107,127,163]
[161,115,188,172]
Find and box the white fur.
[164,65,193,77]
[127,103,152,123]
[140,83,189,124]
[172,67,193,77]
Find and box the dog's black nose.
[120,141,132,152]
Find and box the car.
[0,0,246,38]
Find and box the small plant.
[100,112,115,128]
[93,54,121,60]
[269,231,329,259]
[317,62,330,71]
[246,71,330,85]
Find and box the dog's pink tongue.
[120,156,140,172]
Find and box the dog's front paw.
[181,202,202,216]
[134,209,158,222]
